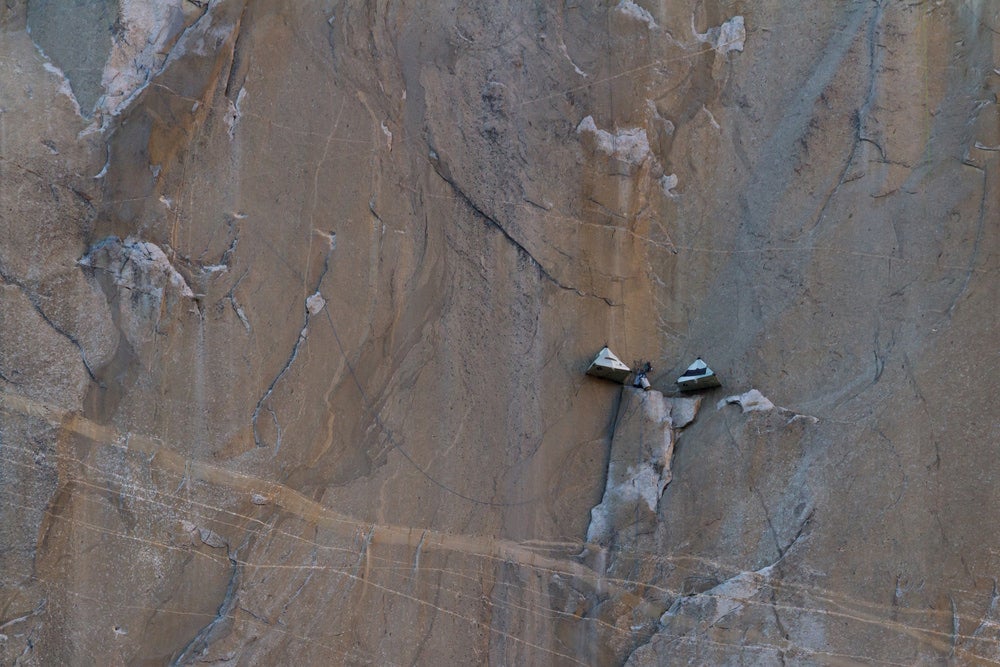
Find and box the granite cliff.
[1,0,998,664]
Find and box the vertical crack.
[170,549,241,666]
[972,579,998,638]
[946,165,988,318]
[948,595,959,658]
[769,586,790,666]
[0,266,97,382]
[223,269,252,333]
[223,3,249,101]
[427,150,619,306]
[250,247,333,449]
[803,0,886,236]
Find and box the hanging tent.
[586,347,632,384]
[676,357,721,391]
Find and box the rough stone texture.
[586,389,700,546]
[1,0,998,664]
[25,0,118,115]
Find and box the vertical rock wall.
[0,0,997,664]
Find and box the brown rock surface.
[1,0,998,664]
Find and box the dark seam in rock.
[250,247,333,449]
[0,267,98,382]
[428,154,620,307]
[169,550,240,666]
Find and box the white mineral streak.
[198,527,227,548]
[381,121,394,150]
[692,15,746,54]
[559,39,588,77]
[587,391,700,544]
[93,152,110,179]
[702,105,721,130]
[670,397,700,428]
[661,569,768,627]
[226,87,247,139]
[586,504,613,545]
[717,388,774,413]
[577,115,651,165]
[180,521,227,548]
[660,173,679,197]
[616,1,657,30]
[306,292,327,315]
[314,229,337,250]
[41,63,83,116]
[717,389,821,425]
[79,237,194,299]
[234,304,251,332]
[646,99,674,134]
[102,1,192,117]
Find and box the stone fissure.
[250,249,333,449]
[170,550,241,666]
[0,267,97,381]
[5,1,999,663]
[429,152,619,307]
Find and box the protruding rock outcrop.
[78,236,195,343]
[1,0,998,663]
[587,388,701,545]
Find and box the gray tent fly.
[676,357,721,391]
[586,347,631,384]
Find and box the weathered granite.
[0,0,998,664]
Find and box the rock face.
[1,0,998,664]
[586,389,700,546]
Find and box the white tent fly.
[676,357,721,391]
[586,347,632,384]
